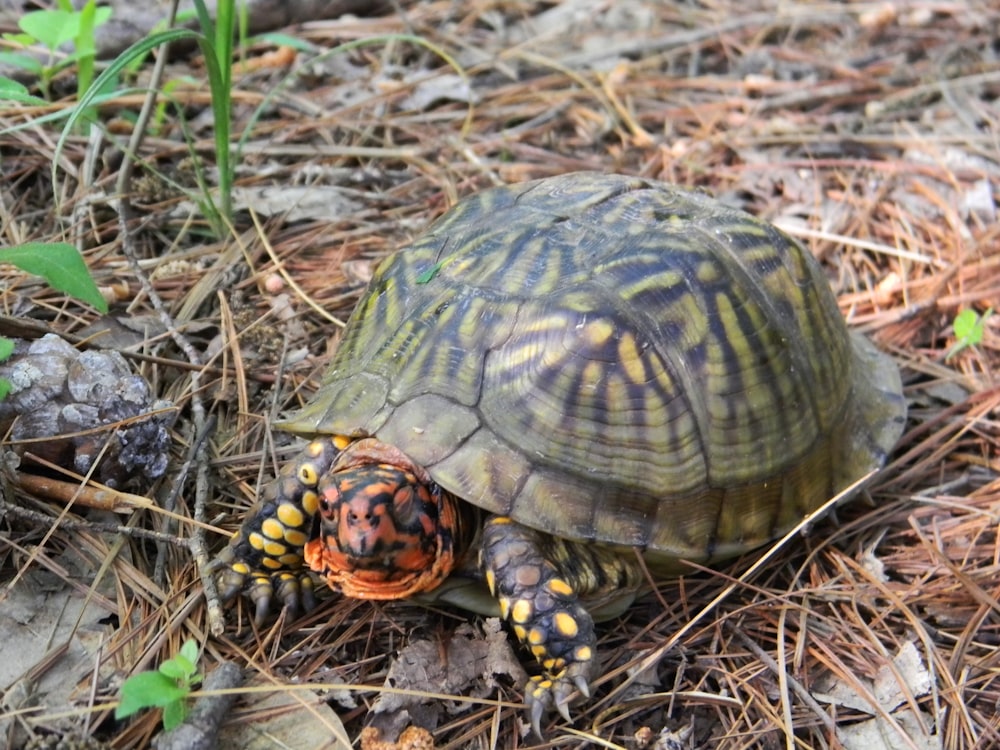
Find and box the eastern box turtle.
[212,172,906,728]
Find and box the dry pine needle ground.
[0,1,998,749]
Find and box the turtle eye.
[391,485,418,522]
[318,486,340,517]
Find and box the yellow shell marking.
[581,361,603,392]
[617,332,648,385]
[277,503,305,529]
[696,259,720,284]
[582,318,615,348]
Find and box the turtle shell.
[280,173,905,569]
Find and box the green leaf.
[416,262,444,284]
[0,74,45,102]
[158,660,187,681]
[0,242,108,312]
[16,5,110,54]
[953,309,979,341]
[0,338,11,400]
[253,32,318,52]
[19,10,81,51]
[179,639,200,671]
[161,699,187,731]
[946,307,993,360]
[0,54,44,77]
[2,32,35,45]
[116,672,190,718]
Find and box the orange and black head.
[303,461,462,599]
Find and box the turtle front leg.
[210,438,343,624]
[481,515,600,733]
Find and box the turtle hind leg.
[480,515,643,734]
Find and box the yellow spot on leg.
[277,503,305,528]
[553,611,579,638]
[298,462,318,486]
[261,518,285,540]
[283,529,307,547]
[546,578,573,597]
[263,540,287,557]
[301,490,319,516]
[511,599,533,624]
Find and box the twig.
[733,630,837,735]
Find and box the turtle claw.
[529,691,546,738]
[556,695,573,723]
[524,668,591,735]
[242,571,317,626]
[574,673,591,699]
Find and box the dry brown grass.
[1,1,998,748]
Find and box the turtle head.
[302,438,461,599]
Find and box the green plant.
[0,242,108,399]
[947,307,993,360]
[0,0,112,101]
[59,0,239,234]
[0,337,14,400]
[116,639,203,731]
[0,242,108,311]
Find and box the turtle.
[212,172,906,730]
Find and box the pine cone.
[0,334,174,491]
